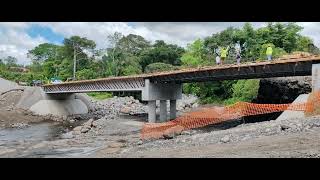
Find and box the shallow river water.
[0,120,99,158]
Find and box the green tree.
[181,39,207,67]
[28,43,63,78]
[183,80,236,104]
[119,55,142,76]
[296,36,313,52]
[140,40,184,71]
[27,43,60,63]
[106,32,123,65]
[225,79,260,104]
[0,58,4,66]
[105,33,150,76]
[3,56,18,66]
[63,36,97,79]
[117,34,151,56]
[63,57,75,79]
[76,68,98,80]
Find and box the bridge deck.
[42,56,320,93]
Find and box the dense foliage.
[224,79,260,105]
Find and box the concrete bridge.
[42,56,320,123]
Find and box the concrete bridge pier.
[170,100,177,120]
[148,100,156,123]
[143,79,182,123]
[312,64,320,91]
[160,100,167,122]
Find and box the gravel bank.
[115,116,320,157]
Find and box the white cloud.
[0,22,30,29]
[298,22,320,46]
[0,22,47,65]
[33,22,266,49]
[36,22,140,49]
[133,22,267,46]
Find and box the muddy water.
[0,114,146,158]
[0,120,91,158]
[0,123,60,143]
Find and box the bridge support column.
[160,100,167,122]
[170,100,177,120]
[142,79,182,123]
[312,64,320,92]
[148,100,156,123]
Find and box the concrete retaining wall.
[16,86,91,116]
[16,87,44,110]
[0,78,19,94]
[74,93,95,112]
[276,94,309,121]
[30,99,88,116]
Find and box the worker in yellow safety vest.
[220,46,229,65]
[266,45,273,61]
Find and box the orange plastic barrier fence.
[141,91,320,140]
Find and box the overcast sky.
[1,22,320,65]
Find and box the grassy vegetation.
[183,79,260,105]
[224,79,260,105]
[87,92,113,100]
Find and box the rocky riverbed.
[0,87,201,157]
[65,94,200,138]
[86,94,199,119]
[107,115,320,158]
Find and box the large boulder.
[255,76,311,104]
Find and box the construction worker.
[220,46,229,65]
[214,47,221,65]
[235,41,241,65]
[216,54,221,65]
[266,45,273,61]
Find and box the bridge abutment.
[142,79,182,123]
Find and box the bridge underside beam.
[45,89,142,94]
[42,78,145,94]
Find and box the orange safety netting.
[141,91,320,140]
